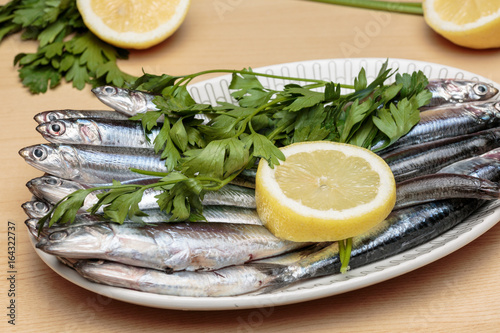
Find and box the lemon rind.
[77,0,190,49]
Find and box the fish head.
[92,86,147,116]
[26,175,86,203]
[36,121,68,141]
[452,80,499,103]
[19,144,81,180]
[25,219,41,238]
[37,119,102,145]
[22,200,52,218]
[36,224,113,257]
[34,110,67,124]
[433,80,499,104]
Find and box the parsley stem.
[304,0,424,15]
[178,69,330,86]
[235,96,290,137]
[339,238,353,273]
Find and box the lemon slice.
[255,142,396,242]
[77,0,191,49]
[423,0,500,49]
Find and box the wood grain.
[1,1,499,332]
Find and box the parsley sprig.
[40,61,431,227]
[0,0,136,93]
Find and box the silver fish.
[34,110,129,124]
[36,118,159,148]
[74,259,280,297]
[373,101,500,153]
[271,199,485,287]
[26,176,91,207]
[394,173,500,210]
[36,222,307,272]
[382,128,500,182]
[92,86,159,116]
[425,79,499,108]
[438,147,500,179]
[27,175,256,211]
[70,244,327,297]
[19,144,167,185]
[92,86,212,123]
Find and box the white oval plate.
[29,58,500,310]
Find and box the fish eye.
[44,177,60,185]
[48,113,58,121]
[104,86,116,95]
[49,231,67,241]
[48,122,65,136]
[34,201,49,212]
[33,147,46,160]
[473,84,489,96]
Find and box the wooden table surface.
[1,1,499,332]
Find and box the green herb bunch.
[0,0,135,93]
[40,61,432,228]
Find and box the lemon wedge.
[423,0,500,49]
[255,141,396,242]
[76,0,191,49]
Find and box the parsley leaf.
[0,0,136,93]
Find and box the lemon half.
[423,0,500,49]
[255,142,396,242]
[77,0,191,49]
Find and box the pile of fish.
[19,79,500,297]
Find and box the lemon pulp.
[77,0,191,49]
[255,141,396,242]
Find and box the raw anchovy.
[92,86,159,116]
[70,244,328,297]
[27,176,256,210]
[34,110,129,124]
[25,204,262,242]
[19,144,167,185]
[373,101,500,153]
[74,259,281,297]
[92,86,211,123]
[425,79,498,108]
[269,199,485,287]
[382,128,500,182]
[36,118,159,148]
[27,202,262,229]
[394,173,500,210]
[26,176,92,208]
[202,184,256,208]
[438,147,500,179]
[36,222,307,272]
